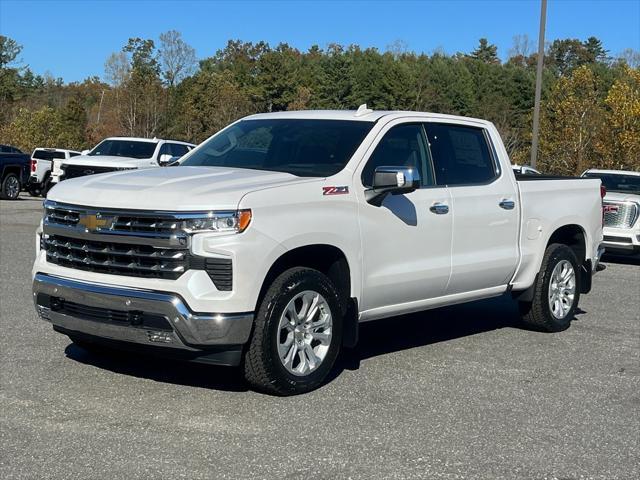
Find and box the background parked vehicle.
[51,137,195,184]
[0,146,30,200]
[0,144,24,154]
[28,148,81,197]
[582,169,640,255]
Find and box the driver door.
[357,121,453,315]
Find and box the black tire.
[0,173,21,200]
[42,175,53,197]
[519,243,581,332]
[243,267,343,395]
[28,185,41,197]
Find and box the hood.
[47,166,317,210]
[604,191,640,203]
[62,155,145,168]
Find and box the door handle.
[429,203,449,214]
[499,199,515,210]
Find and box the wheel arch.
[2,165,23,180]
[256,243,359,348]
[514,223,591,302]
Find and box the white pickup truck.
[582,169,639,255]
[51,137,195,184]
[28,148,81,196]
[33,108,604,395]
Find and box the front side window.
[424,123,496,186]
[169,143,190,157]
[361,124,432,188]
[158,143,171,158]
[181,119,374,177]
[89,140,157,159]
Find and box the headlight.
[183,209,252,234]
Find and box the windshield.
[180,119,374,177]
[89,140,157,159]
[584,173,640,194]
[33,150,65,160]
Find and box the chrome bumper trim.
[33,273,253,349]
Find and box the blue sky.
[1,0,638,83]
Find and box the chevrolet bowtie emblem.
[77,213,116,231]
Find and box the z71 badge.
[322,186,349,195]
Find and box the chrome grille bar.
[44,235,187,279]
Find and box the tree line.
[0,32,638,174]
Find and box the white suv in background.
[51,137,195,185]
[28,148,81,196]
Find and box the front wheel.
[0,173,21,200]
[243,267,343,395]
[519,243,581,332]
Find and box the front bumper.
[602,226,640,254]
[28,176,43,187]
[33,273,254,365]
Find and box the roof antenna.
[354,103,373,117]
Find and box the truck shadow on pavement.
[63,294,587,393]
[64,344,249,392]
[601,253,640,266]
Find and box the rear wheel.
[519,243,581,332]
[42,177,53,197]
[243,267,343,395]
[0,173,21,200]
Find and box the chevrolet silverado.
[33,107,604,395]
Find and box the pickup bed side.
[512,177,603,294]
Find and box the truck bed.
[510,176,603,291]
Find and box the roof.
[33,147,80,153]
[583,169,640,176]
[243,108,490,125]
[103,137,195,146]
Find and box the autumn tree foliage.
[0,32,638,174]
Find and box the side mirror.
[81,149,90,155]
[365,166,420,206]
[158,154,178,166]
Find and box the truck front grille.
[44,204,181,235]
[603,201,639,229]
[63,165,133,180]
[42,201,234,290]
[43,235,188,279]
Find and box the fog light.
[37,306,51,320]
[146,331,173,343]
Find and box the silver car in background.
[582,169,640,255]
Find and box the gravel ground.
[1,194,639,479]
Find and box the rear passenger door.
[424,122,519,294]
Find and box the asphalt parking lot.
[1,194,638,479]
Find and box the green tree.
[469,38,499,64]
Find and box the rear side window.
[424,124,496,186]
[361,124,433,187]
[33,150,65,160]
